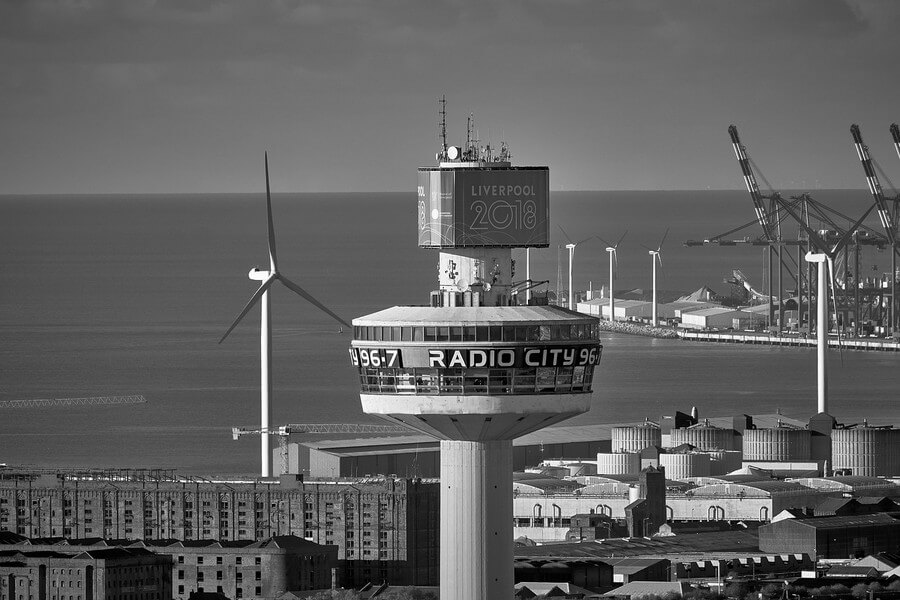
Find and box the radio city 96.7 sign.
[417,167,549,248]
[350,344,601,369]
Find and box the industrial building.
[758,513,900,558]
[576,298,652,322]
[0,472,438,588]
[679,307,751,330]
[0,543,172,600]
[0,535,335,600]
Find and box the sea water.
[0,191,896,475]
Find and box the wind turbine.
[597,231,627,322]
[642,228,668,327]
[219,153,350,477]
[558,226,592,309]
[777,198,874,414]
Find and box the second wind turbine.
[220,153,350,477]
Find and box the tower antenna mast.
[439,95,448,161]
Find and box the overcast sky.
[3,0,900,194]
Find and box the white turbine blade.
[657,253,663,269]
[575,236,592,246]
[278,274,352,330]
[613,250,618,280]
[219,275,276,343]
[615,229,628,248]
[826,256,843,364]
[596,235,613,248]
[265,152,278,273]
[558,224,573,244]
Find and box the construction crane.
[232,423,416,476]
[729,124,779,242]
[726,125,787,329]
[0,395,147,408]
[851,124,899,336]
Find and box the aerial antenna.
[465,113,472,160]
[439,95,448,160]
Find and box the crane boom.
[729,124,775,241]
[232,422,413,440]
[0,395,146,409]
[231,422,417,476]
[851,124,895,245]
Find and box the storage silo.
[659,452,710,479]
[596,452,641,475]
[832,426,899,477]
[612,422,661,453]
[743,427,811,461]
[564,462,598,477]
[671,423,733,451]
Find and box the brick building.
[0,472,439,587]
[0,545,172,600]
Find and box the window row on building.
[357,365,596,395]
[354,322,599,343]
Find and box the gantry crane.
[850,124,900,336]
[718,125,788,328]
[729,124,779,243]
[232,423,416,476]
[891,123,900,163]
[0,395,147,408]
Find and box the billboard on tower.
[417,167,549,248]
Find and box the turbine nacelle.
[249,268,271,281]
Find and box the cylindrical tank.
[596,452,640,475]
[707,450,743,475]
[536,466,570,479]
[563,462,597,477]
[659,452,710,479]
[612,423,661,453]
[671,425,733,451]
[743,427,811,461]
[832,427,899,477]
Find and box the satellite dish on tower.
[447,146,460,160]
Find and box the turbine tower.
[558,226,591,310]
[220,153,350,477]
[598,231,627,322]
[643,228,668,326]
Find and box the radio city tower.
[349,103,602,600]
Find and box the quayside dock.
[679,330,900,351]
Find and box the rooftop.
[353,305,597,325]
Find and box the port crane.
[690,126,892,335]
[851,124,900,337]
[232,423,416,475]
[0,395,147,408]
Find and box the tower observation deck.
[350,101,602,600]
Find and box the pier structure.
[350,103,602,600]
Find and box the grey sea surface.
[0,191,896,475]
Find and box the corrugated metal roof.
[354,305,597,325]
[787,476,900,491]
[790,513,900,529]
[515,530,762,560]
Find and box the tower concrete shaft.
[440,440,513,600]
